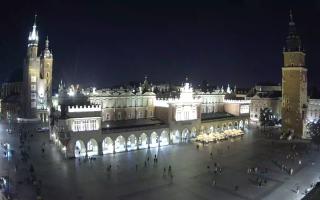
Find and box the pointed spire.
[288,9,296,34]
[28,14,39,45]
[227,84,231,94]
[289,9,294,25]
[44,35,52,58]
[34,14,37,26]
[45,36,49,49]
[285,9,302,52]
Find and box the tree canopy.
[307,120,320,149]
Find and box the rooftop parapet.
[67,104,101,113]
[223,99,251,104]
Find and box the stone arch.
[239,120,244,129]
[245,119,249,128]
[139,133,148,149]
[191,127,197,138]
[127,134,137,151]
[149,132,158,148]
[223,123,227,131]
[87,138,98,156]
[216,124,221,132]
[209,126,214,133]
[115,135,126,152]
[102,137,113,154]
[171,130,180,144]
[228,122,233,130]
[234,121,239,129]
[182,128,190,143]
[159,130,169,146]
[74,140,86,157]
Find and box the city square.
[1,122,319,200]
[1,1,320,199]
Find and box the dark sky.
[0,0,320,89]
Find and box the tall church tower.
[281,11,308,138]
[24,16,41,118]
[23,16,53,122]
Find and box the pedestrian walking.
[163,168,166,176]
[212,179,216,187]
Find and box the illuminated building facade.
[50,79,249,158]
[249,85,282,122]
[23,16,53,122]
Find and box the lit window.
[31,76,36,82]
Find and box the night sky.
[0,0,320,89]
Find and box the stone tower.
[23,16,53,122]
[41,37,53,107]
[24,16,40,118]
[281,11,308,138]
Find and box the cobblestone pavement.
[1,123,320,200]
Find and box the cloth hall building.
[50,80,250,158]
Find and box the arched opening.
[191,127,197,138]
[139,133,148,149]
[149,132,158,148]
[160,130,169,146]
[245,119,249,128]
[115,135,126,152]
[74,140,86,157]
[182,128,190,143]
[171,130,180,144]
[209,126,214,133]
[234,121,239,129]
[102,137,113,154]
[223,124,227,131]
[239,120,244,129]
[87,139,98,156]
[228,122,233,130]
[127,134,137,151]
[216,125,221,133]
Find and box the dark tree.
[259,108,276,131]
[307,120,320,151]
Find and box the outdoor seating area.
[196,129,244,143]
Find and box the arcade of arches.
[71,119,249,157]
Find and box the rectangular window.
[31,76,36,82]
[118,112,122,120]
[31,84,36,91]
[31,93,37,99]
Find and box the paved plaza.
[1,123,320,200]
